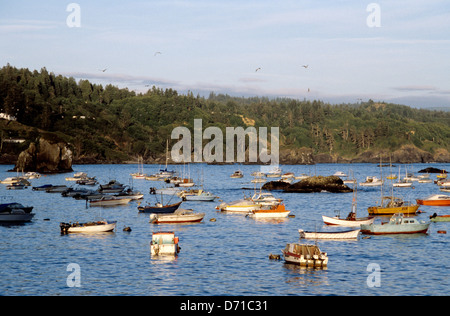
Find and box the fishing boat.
[150,231,180,255]
[179,189,217,201]
[230,170,244,178]
[359,176,383,187]
[247,203,290,219]
[217,199,262,213]
[98,180,126,193]
[138,201,182,214]
[0,203,34,222]
[416,194,450,206]
[323,185,374,226]
[368,196,419,215]
[298,228,360,240]
[360,213,430,235]
[282,243,328,268]
[150,209,205,224]
[60,220,117,234]
[89,196,132,206]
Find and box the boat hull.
[89,198,132,206]
[0,213,34,222]
[138,201,182,214]
[430,215,450,222]
[360,224,429,235]
[416,199,450,206]
[368,204,419,215]
[60,221,117,233]
[248,210,290,218]
[299,229,360,240]
[150,211,205,224]
[322,215,374,227]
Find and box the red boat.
[416,194,450,206]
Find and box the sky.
[1,0,450,109]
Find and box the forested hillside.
[1,64,449,164]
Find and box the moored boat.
[368,196,420,215]
[430,213,450,222]
[247,203,290,219]
[0,203,34,222]
[322,213,374,227]
[89,196,132,206]
[416,194,450,206]
[150,209,205,224]
[361,213,430,235]
[217,198,262,213]
[359,176,383,187]
[60,220,117,234]
[138,201,182,214]
[150,231,180,255]
[179,189,217,201]
[282,243,328,268]
[299,228,360,240]
[230,170,244,178]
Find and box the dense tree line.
[1,64,449,162]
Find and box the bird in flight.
[255,67,261,72]
[154,52,162,56]
[301,65,309,68]
[99,68,107,72]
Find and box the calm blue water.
[0,163,448,296]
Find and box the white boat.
[266,166,282,178]
[322,213,374,227]
[294,174,310,180]
[179,189,217,201]
[150,209,205,224]
[251,192,282,206]
[298,228,360,240]
[150,231,180,256]
[1,177,27,184]
[151,186,183,195]
[361,213,430,235]
[65,172,88,181]
[251,171,266,177]
[359,176,383,187]
[131,157,147,179]
[60,220,117,234]
[217,198,262,213]
[282,243,328,268]
[281,172,295,179]
[230,170,244,178]
[333,171,347,177]
[89,196,132,206]
[247,204,290,219]
[392,180,413,187]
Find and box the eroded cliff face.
[14,137,73,173]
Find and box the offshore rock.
[262,176,352,193]
[14,136,73,173]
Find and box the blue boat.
[138,201,182,214]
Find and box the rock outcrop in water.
[262,176,352,193]
[13,136,73,174]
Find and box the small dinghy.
[150,209,205,224]
[150,231,180,256]
[299,228,360,240]
[60,220,117,234]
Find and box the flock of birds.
[97,53,312,92]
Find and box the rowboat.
[150,209,205,224]
[430,213,450,222]
[89,196,132,206]
[416,194,450,206]
[247,203,290,219]
[368,196,419,215]
[322,213,374,227]
[150,231,180,256]
[298,228,360,240]
[282,243,328,268]
[60,220,117,234]
[138,201,182,214]
[361,213,430,235]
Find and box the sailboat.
[392,166,413,187]
[130,156,147,179]
[155,140,176,179]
